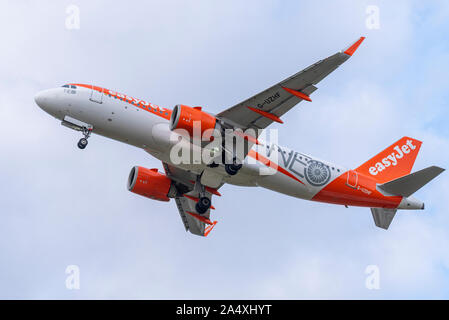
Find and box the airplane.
[34,37,444,236]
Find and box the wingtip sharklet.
[343,36,366,56]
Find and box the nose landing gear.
[77,138,88,149]
[77,127,92,150]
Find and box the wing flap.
[175,192,214,236]
[174,197,190,232]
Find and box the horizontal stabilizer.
[371,208,397,230]
[378,166,445,197]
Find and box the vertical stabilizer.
[356,137,422,183]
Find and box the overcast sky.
[0,0,448,299]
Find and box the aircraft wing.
[174,192,217,237]
[217,37,365,133]
[163,162,220,237]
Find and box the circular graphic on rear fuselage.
[304,160,331,187]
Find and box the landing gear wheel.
[195,197,211,214]
[77,138,88,149]
[77,126,92,150]
[225,160,242,176]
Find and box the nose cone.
[34,88,62,118]
[34,90,48,110]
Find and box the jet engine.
[169,104,218,139]
[127,166,176,201]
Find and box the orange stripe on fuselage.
[312,171,402,208]
[247,150,305,185]
[70,83,172,121]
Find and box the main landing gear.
[193,176,212,215]
[225,158,242,176]
[207,158,242,175]
[195,196,211,215]
[77,127,92,150]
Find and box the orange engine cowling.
[127,166,176,202]
[169,104,217,139]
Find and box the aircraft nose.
[34,90,48,110]
[34,88,63,118]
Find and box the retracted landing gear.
[77,127,92,150]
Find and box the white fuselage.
[34,85,348,201]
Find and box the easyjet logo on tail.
[355,137,422,184]
[369,140,417,176]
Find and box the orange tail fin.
[355,137,422,183]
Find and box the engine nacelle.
[127,166,176,202]
[169,104,217,139]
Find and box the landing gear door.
[346,170,358,189]
[90,85,103,104]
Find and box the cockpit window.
[62,84,77,94]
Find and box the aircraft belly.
[73,98,165,150]
[72,97,344,200]
[255,171,314,200]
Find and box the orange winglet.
[186,211,214,225]
[234,130,261,145]
[344,36,365,56]
[247,106,284,124]
[183,195,215,210]
[281,87,312,102]
[204,221,218,237]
